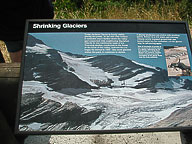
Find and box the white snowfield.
[22,44,192,130]
[58,52,107,87]
[58,51,154,87]
[26,44,52,54]
[22,81,192,130]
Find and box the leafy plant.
[53,0,192,26]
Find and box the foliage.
[53,0,192,26]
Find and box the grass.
[54,1,192,30]
[55,1,190,22]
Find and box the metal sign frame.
[15,19,192,135]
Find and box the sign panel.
[16,20,192,134]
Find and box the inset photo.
[164,46,192,76]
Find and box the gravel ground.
[24,132,183,144]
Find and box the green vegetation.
[53,0,192,27]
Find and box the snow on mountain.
[88,88,192,130]
[67,52,171,89]
[21,80,192,130]
[122,71,154,87]
[58,52,109,87]
[132,60,160,71]
[58,52,155,88]
[26,44,52,54]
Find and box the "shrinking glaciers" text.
[33,23,87,29]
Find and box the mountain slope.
[24,35,94,92]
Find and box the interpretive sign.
[16,20,192,134]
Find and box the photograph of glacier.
[18,34,192,132]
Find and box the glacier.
[19,36,192,131]
[21,80,192,130]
